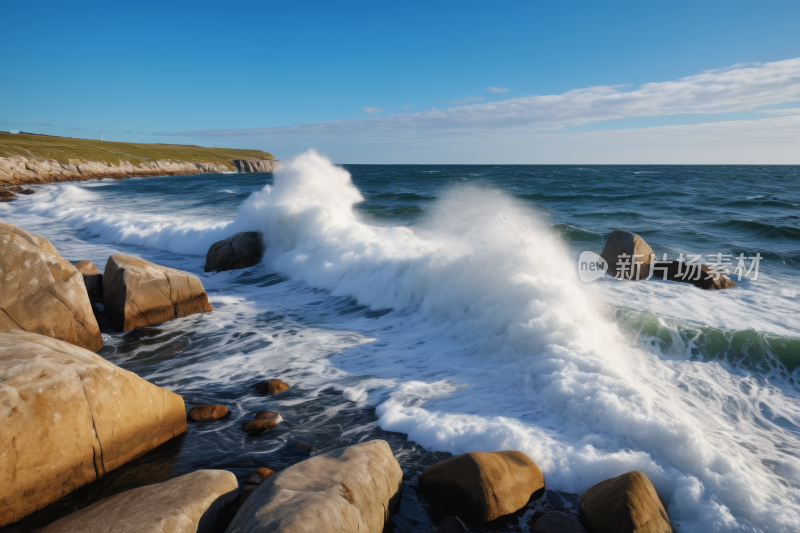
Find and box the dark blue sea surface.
[1,160,798,533]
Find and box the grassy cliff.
[0,132,273,169]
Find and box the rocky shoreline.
[0,222,684,532]
[0,155,279,187]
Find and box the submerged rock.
[103,254,213,331]
[600,230,654,280]
[0,330,187,527]
[74,260,104,303]
[418,450,545,523]
[0,221,102,351]
[531,511,587,533]
[578,471,674,533]
[225,439,403,533]
[188,404,230,421]
[204,231,265,272]
[651,260,737,290]
[40,470,238,533]
[242,416,282,434]
[254,379,290,395]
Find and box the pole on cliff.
[100,129,102,141]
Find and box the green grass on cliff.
[0,132,274,170]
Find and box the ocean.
[2,151,799,532]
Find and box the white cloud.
[362,107,386,114]
[756,108,800,115]
[487,87,509,93]
[168,58,800,141]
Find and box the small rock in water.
[652,260,737,290]
[437,516,467,532]
[18,189,35,195]
[600,229,654,281]
[531,511,587,533]
[254,379,289,395]
[188,404,230,422]
[242,418,280,433]
[295,442,317,454]
[255,411,282,422]
[238,467,276,505]
[204,231,265,272]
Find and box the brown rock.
[238,467,276,506]
[254,379,289,395]
[255,410,281,421]
[0,330,187,527]
[103,254,213,331]
[242,416,281,433]
[74,260,104,303]
[189,404,230,421]
[578,471,674,533]
[296,442,317,454]
[40,470,238,533]
[651,261,737,290]
[418,451,545,523]
[225,439,403,533]
[0,221,102,351]
[532,511,587,533]
[600,230,655,281]
[0,189,15,197]
[18,189,35,195]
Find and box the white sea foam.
[3,151,799,532]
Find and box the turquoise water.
[1,154,798,532]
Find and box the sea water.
[1,151,798,532]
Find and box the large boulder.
[578,471,674,533]
[103,254,213,331]
[204,232,265,272]
[651,261,737,290]
[600,230,655,281]
[225,439,403,533]
[418,451,544,523]
[40,470,238,533]
[0,221,102,351]
[74,260,104,303]
[0,330,188,527]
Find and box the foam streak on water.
[1,152,799,533]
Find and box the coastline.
[0,155,279,187]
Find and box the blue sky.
[2,0,800,163]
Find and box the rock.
[531,511,587,533]
[0,221,102,351]
[255,410,281,421]
[0,189,15,198]
[233,159,279,173]
[295,442,317,454]
[242,418,281,433]
[254,379,289,395]
[18,188,35,195]
[651,261,737,290]
[418,451,544,523]
[0,330,188,527]
[40,470,238,533]
[225,439,403,533]
[204,232,265,272]
[600,230,654,281]
[578,471,674,533]
[189,404,230,421]
[437,516,467,533]
[238,467,276,506]
[103,254,213,331]
[74,260,104,303]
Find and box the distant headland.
[0,132,277,187]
